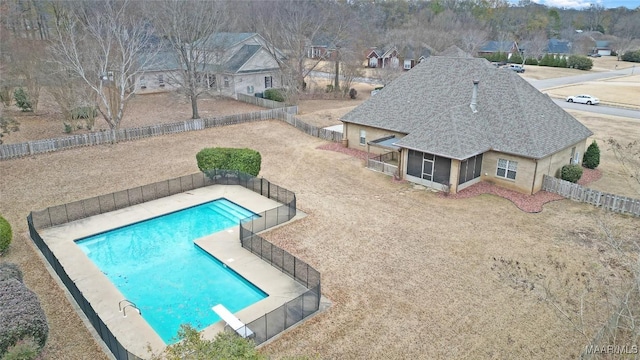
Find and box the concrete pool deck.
[38,185,308,358]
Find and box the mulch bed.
[317,142,603,213]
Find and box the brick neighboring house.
[340,55,593,195]
[401,46,431,70]
[366,47,400,68]
[134,32,283,98]
[306,34,338,61]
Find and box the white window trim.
[359,130,366,146]
[496,158,517,180]
[403,60,412,70]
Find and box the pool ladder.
[119,299,142,318]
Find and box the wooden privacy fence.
[542,175,640,217]
[0,104,342,160]
[237,93,298,112]
[281,113,342,142]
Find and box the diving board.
[212,304,254,339]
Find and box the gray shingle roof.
[224,44,261,72]
[479,41,516,53]
[196,32,256,49]
[341,56,593,160]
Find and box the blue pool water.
[75,198,266,343]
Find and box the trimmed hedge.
[0,215,11,255]
[0,277,49,357]
[583,140,600,169]
[567,55,593,70]
[621,50,640,62]
[264,88,285,102]
[561,164,583,183]
[196,148,261,177]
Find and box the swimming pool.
[75,198,267,343]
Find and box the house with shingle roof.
[306,34,338,60]
[401,45,432,70]
[477,40,520,59]
[340,55,593,195]
[135,33,283,98]
[366,47,400,68]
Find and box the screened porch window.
[459,154,483,185]
[497,159,517,180]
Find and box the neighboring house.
[519,38,571,59]
[401,46,431,70]
[547,38,572,55]
[306,34,338,61]
[135,51,182,94]
[340,55,593,195]
[134,32,283,98]
[477,40,520,59]
[366,47,400,68]
[594,40,612,56]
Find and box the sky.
[509,0,640,8]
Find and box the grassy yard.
[0,58,639,359]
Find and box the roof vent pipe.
[470,80,479,113]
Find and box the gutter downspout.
[531,159,538,195]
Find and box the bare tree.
[49,0,158,130]
[521,31,548,61]
[0,0,48,112]
[607,138,640,190]
[611,13,640,60]
[253,0,329,93]
[153,0,227,119]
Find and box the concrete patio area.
[38,185,308,358]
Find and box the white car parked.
[566,94,599,105]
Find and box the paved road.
[551,99,640,120]
[525,66,638,90]
[524,67,640,119]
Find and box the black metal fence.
[27,170,320,358]
[239,211,321,345]
[27,214,143,360]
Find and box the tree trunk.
[190,94,200,119]
[334,57,340,91]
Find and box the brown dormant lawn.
[0,64,638,358]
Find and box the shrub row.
[561,164,583,183]
[196,147,261,177]
[621,50,640,63]
[0,263,48,358]
[0,215,11,255]
[264,88,285,102]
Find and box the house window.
[359,130,366,145]
[403,60,412,70]
[158,74,164,87]
[265,76,272,88]
[247,85,254,93]
[140,76,146,89]
[496,159,517,180]
[224,76,229,88]
[208,74,216,88]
